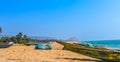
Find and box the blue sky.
[0,0,120,41]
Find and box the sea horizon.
[81,40,120,49]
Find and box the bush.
[57,41,120,62]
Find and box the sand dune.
[0,42,102,62]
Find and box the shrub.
[57,41,120,62]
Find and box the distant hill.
[28,36,57,41]
[66,37,78,41]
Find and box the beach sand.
[0,42,102,62]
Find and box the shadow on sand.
[56,58,107,62]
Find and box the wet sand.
[0,42,102,62]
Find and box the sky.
[0,0,120,41]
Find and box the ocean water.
[82,40,120,49]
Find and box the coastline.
[0,42,101,62]
[108,47,120,50]
[80,40,120,50]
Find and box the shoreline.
[0,42,101,62]
[79,41,120,50]
[108,47,120,50]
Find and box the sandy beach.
[0,42,102,62]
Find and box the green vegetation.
[0,32,30,44]
[57,41,120,62]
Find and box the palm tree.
[16,32,23,43]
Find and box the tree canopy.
[0,32,30,44]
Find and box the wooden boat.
[0,42,14,48]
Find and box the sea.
[82,40,120,49]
